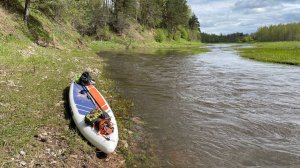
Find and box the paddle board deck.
[69,81,118,154]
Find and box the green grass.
[90,40,208,56]
[238,41,300,66]
[0,35,136,166]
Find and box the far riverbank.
[237,41,300,66]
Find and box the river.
[100,44,300,167]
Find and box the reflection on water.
[100,44,300,167]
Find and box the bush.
[96,26,112,41]
[173,31,181,41]
[178,26,189,40]
[189,29,201,41]
[154,29,167,43]
[34,0,67,20]
[241,35,255,43]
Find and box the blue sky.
[187,0,300,34]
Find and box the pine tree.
[189,14,200,32]
[139,0,164,28]
[163,0,189,32]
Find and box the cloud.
[187,0,300,34]
[234,0,270,10]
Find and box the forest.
[254,22,300,42]
[201,22,300,43]
[201,32,248,43]
[1,0,201,43]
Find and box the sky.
[187,0,300,34]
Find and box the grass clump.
[238,41,300,66]
[154,29,167,43]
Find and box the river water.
[100,44,300,167]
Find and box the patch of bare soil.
[11,127,125,168]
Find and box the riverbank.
[238,41,300,66]
[0,39,130,167]
[0,6,206,167]
[0,41,205,168]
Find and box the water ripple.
[102,44,300,167]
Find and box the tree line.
[3,0,201,42]
[254,22,300,42]
[201,32,248,43]
[201,22,300,43]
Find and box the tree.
[111,0,138,33]
[139,0,164,28]
[24,0,31,23]
[163,0,190,32]
[189,14,200,32]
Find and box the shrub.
[34,0,67,20]
[154,29,167,43]
[241,35,255,43]
[178,26,189,40]
[173,31,181,41]
[96,26,112,41]
[189,29,201,41]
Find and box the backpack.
[84,109,102,126]
[95,112,114,135]
[79,71,94,85]
[85,110,114,135]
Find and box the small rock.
[20,151,26,156]
[45,148,51,154]
[39,135,47,142]
[34,163,42,167]
[132,117,144,125]
[128,130,133,135]
[93,68,100,75]
[57,149,62,155]
[70,154,78,159]
[105,157,110,162]
[120,160,126,165]
[50,160,57,164]
[7,80,16,87]
[15,154,21,159]
[42,132,48,136]
[51,152,56,157]
[120,140,128,149]
[20,161,26,166]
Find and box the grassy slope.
[0,21,131,168]
[0,5,206,168]
[238,41,300,66]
